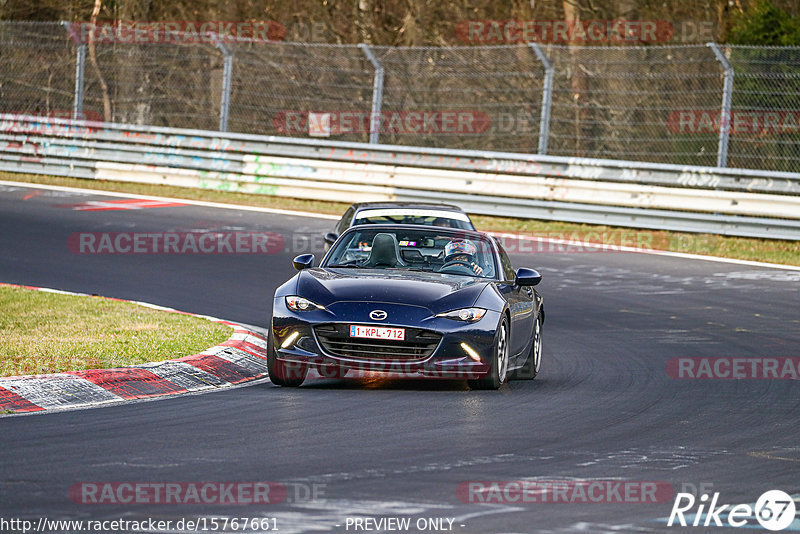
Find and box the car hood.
[296,268,490,314]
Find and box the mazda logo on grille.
[369,310,387,321]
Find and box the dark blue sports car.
[268,225,544,390]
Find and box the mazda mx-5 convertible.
[268,225,544,390]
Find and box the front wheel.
[267,330,307,387]
[468,317,509,390]
[510,316,542,380]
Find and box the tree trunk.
[87,0,112,122]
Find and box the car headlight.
[435,307,487,322]
[285,296,325,311]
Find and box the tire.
[267,330,307,387]
[468,316,509,390]
[510,315,542,380]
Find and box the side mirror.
[324,232,338,245]
[292,254,315,271]
[515,268,542,287]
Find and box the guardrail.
[1,114,800,240]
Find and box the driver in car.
[440,239,484,275]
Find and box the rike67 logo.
[668,490,796,531]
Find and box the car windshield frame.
[352,208,474,230]
[321,225,499,280]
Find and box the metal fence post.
[529,43,554,155]
[73,44,86,120]
[708,43,734,168]
[61,21,85,120]
[358,44,384,145]
[212,34,233,132]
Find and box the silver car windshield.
[324,228,496,279]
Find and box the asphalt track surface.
[1,183,799,533]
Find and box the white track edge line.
[2,179,798,271]
[0,179,340,220]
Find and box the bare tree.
[87,0,112,121]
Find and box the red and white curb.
[0,283,270,414]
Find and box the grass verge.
[3,171,800,266]
[0,285,232,377]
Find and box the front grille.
[314,324,441,360]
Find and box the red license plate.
[349,325,405,341]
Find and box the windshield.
[323,227,497,278]
[352,208,473,230]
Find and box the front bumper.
[271,298,500,379]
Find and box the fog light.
[460,342,482,362]
[281,331,300,349]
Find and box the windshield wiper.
[386,267,430,273]
[326,263,366,268]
